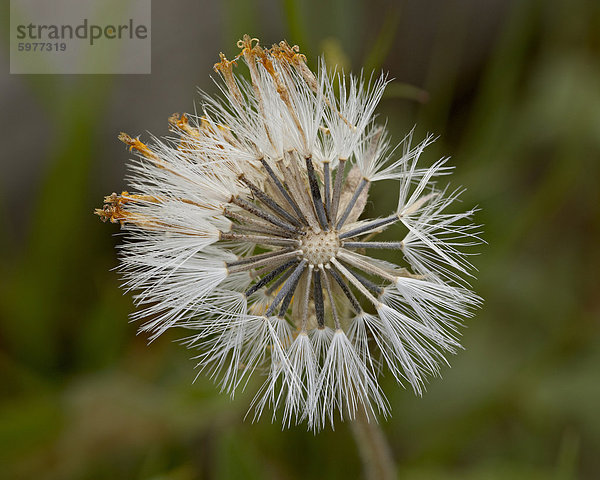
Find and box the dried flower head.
[97,35,482,430]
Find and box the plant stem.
[350,407,397,480]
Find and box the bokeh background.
[1,0,599,478]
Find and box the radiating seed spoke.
[330,158,347,224]
[341,241,404,250]
[305,157,329,230]
[299,265,314,330]
[336,178,369,229]
[336,260,383,296]
[337,249,398,283]
[260,158,309,226]
[220,232,300,248]
[231,223,290,238]
[338,213,400,239]
[231,196,302,234]
[326,265,362,314]
[330,258,379,307]
[226,247,294,267]
[266,264,296,295]
[240,175,303,228]
[312,268,325,328]
[282,158,320,231]
[265,260,307,316]
[278,271,302,318]
[245,259,299,297]
[320,265,340,330]
[224,208,291,238]
[227,249,300,273]
[323,161,332,221]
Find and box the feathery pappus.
[96,35,482,431]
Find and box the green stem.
[350,408,397,480]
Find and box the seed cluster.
[95,35,481,429]
[222,151,410,330]
[300,230,339,266]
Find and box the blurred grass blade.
[363,7,401,73]
[283,0,309,56]
[384,82,429,103]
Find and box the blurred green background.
[1,0,599,478]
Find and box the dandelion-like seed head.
[96,35,482,431]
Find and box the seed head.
[96,35,482,430]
